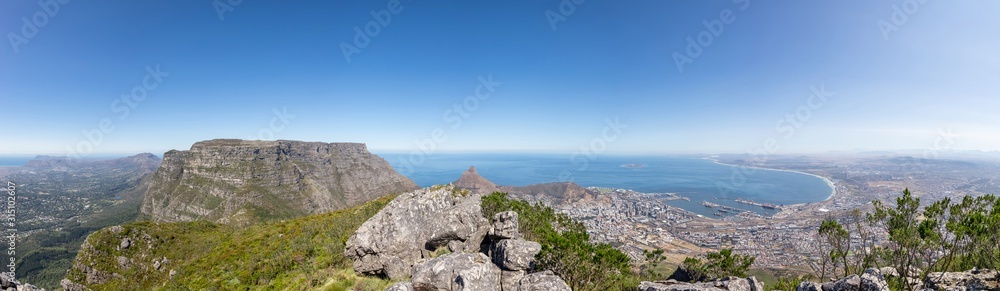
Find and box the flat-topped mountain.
[140,139,418,225]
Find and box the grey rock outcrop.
[346,184,572,290]
[490,239,540,271]
[796,268,889,291]
[500,270,525,291]
[60,278,86,291]
[640,276,764,291]
[387,282,414,291]
[141,139,417,225]
[796,281,822,291]
[830,274,862,291]
[411,253,501,291]
[860,268,890,291]
[345,185,490,279]
[0,272,44,291]
[516,270,571,291]
[926,269,1000,291]
[487,211,520,240]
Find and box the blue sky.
[1,0,998,156]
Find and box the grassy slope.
[66,195,397,291]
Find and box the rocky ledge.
[794,267,1000,291]
[345,185,570,291]
[640,276,764,291]
[0,273,43,291]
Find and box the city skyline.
[2,1,998,155]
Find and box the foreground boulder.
[516,271,571,291]
[796,268,889,291]
[640,276,764,291]
[487,211,520,240]
[411,253,501,291]
[0,273,43,291]
[345,186,490,279]
[925,269,1000,291]
[347,184,572,290]
[386,282,414,291]
[490,239,540,271]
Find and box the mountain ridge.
[140,139,418,225]
[452,165,605,206]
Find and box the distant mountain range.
[453,165,605,206]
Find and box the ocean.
[377,153,834,217]
[0,156,33,167]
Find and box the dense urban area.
[546,153,1000,276]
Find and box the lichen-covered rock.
[860,268,890,291]
[488,211,520,240]
[60,278,87,291]
[926,269,1000,291]
[0,273,44,291]
[516,271,571,291]
[796,268,889,291]
[141,139,418,225]
[490,239,540,271]
[345,186,490,279]
[795,281,821,291]
[831,274,861,291]
[386,281,414,291]
[500,270,525,291]
[410,253,501,291]
[639,276,763,291]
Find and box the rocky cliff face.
[140,139,417,225]
[640,276,765,291]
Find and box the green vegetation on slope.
[812,188,1000,290]
[677,248,755,282]
[482,192,639,291]
[65,195,397,290]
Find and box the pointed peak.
[453,165,496,192]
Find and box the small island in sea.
[620,163,647,168]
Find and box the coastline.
[703,157,837,203]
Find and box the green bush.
[678,248,755,281]
[482,192,639,291]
